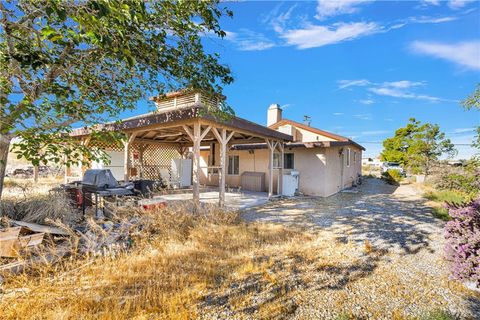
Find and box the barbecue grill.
[81,169,134,197]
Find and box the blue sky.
[141,0,480,158]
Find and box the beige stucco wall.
[295,127,336,142]
[199,143,362,197]
[323,146,363,197]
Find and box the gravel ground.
[221,178,480,319]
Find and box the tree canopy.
[0,0,234,158]
[0,0,233,196]
[461,84,480,155]
[381,118,456,175]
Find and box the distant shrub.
[424,190,466,204]
[420,309,456,320]
[434,161,480,198]
[382,169,403,185]
[444,198,480,289]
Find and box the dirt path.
[239,178,480,319]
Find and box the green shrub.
[424,190,466,204]
[424,190,467,221]
[420,309,456,320]
[434,161,480,197]
[382,169,403,185]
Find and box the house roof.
[70,106,292,143]
[268,119,365,151]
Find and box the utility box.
[171,159,192,188]
[241,172,266,192]
[282,171,299,196]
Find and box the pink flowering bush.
[444,198,480,287]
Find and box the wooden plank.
[12,221,70,236]
[0,227,22,241]
[0,238,21,258]
[19,233,45,247]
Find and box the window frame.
[283,153,295,170]
[346,148,351,167]
[227,155,240,175]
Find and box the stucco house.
[199,103,364,197]
[70,91,364,205]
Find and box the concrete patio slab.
[150,190,269,210]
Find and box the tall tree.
[381,118,456,175]
[462,84,480,155]
[0,0,233,198]
[381,118,422,166]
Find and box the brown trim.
[231,140,365,151]
[268,118,365,151]
[269,119,349,141]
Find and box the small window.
[228,155,239,175]
[284,153,294,169]
[353,151,357,163]
[207,155,218,175]
[346,148,351,167]
[273,153,281,168]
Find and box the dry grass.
[0,204,310,319]
[1,180,477,319]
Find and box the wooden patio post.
[184,123,211,206]
[278,142,284,196]
[266,139,276,198]
[123,132,137,182]
[212,128,234,207]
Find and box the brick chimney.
[267,104,282,127]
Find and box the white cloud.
[360,130,390,136]
[452,127,476,133]
[448,0,473,9]
[359,99,375,105]
[353,113,372,120]
[422,0,440,5]
[282,22,380,49]
[333,112,344,116]
[339,79,456,103]
[382,80,425,89]
[224,29,276,51]
[410,41,480,70]
[337,79,371,89]
[315,0,373,20]
[408,15,458,24]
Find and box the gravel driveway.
[240,178,480,319]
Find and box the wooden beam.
[278,143,284,196]
[182,125,194,141]
[192,122,201,205]
[124,132,138,182]
[212,127,235,207]
[266,139,275,198]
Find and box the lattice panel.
[90,140,124,152]
[130,144,181,183]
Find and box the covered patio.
[69,91,292,206]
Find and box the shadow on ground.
[242,178,442,254]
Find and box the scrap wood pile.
[0,195,146,276]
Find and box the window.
[207,144,218,175]
[273,153,281,168]
[346,148,351,167]
[284,153,294,169]
[353,151,357,164]
[228,155,239,175]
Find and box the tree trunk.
[0,133,12,201]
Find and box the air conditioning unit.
[282,171,299,196]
